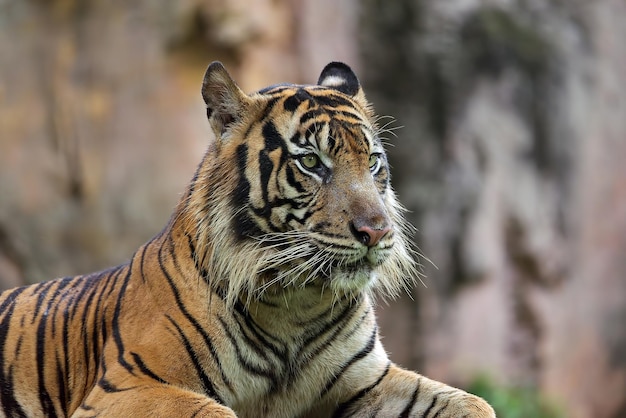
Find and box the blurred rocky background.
[0,1,624,417]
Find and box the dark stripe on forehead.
[260,97,279,120]
[330,110,367,125]
[262,121,286,153]
[283,88,315,112]
[299,108,327,126]
[329,120,370,151]
[242,97,279,139]
[310,92,354,109]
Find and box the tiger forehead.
[259,85,368,118]
[254,85,374,152]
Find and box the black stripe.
[327,111,365,127]
[77,402,95,414]
[231,313,273,363]
[36,306,56,417]
[231,299,286,359]
[166,315,224,404]
[14,335,23,358]
[399,378,421,418]
[187,233,210,283]
[341,307,372,341]
[60,308,71,413]
[56,355,68,414]
[130,352,168,384]
[87,268,120,382]
[310,308,370,357]
[0,287,29,418]
[312,92,354,109]
[161,234,233,392]
[217,316,278,388]
[327,134,336,153]
[258,149,274,219]
[138,241,150,284]
[298,109,325,127]
[422,394,439,418]
[262,121,286,153]
[298,302,363,363]
[241,97,279,138]
[97,376,134,393]
[331,361,391,418]
[47,277,73,337]
[31,280,56,324]
[283,89,315,112]
[320,326,378,398]
[260,94,282,115]
[257,85,291,95]
[97,311,109,382]
[0,286,27,316]
[69,274,99,321]
[232,144,264,239]
[111,264,135,375]
[285,165,306,193]
[233,143,250,209]
[432,399,450,418]
[34,278,73,417]
[284,210,312,226]
[79,276,102,381]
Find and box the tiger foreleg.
[71,384,236,418]
[335,364,495,418]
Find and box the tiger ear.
[317,62,369,109]
[201,61,248,138]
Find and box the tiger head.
[184,62,418,305]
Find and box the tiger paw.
[432,393,496,418]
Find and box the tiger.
[0,61,495,418]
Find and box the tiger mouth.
[318,258,372,280]
[331,259,366,271]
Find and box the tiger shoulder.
[0,61,495,418]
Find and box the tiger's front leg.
[334,364,495,418]
[72,383,236,418]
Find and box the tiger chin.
[0,62,495,418]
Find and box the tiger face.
[189,62,416,303]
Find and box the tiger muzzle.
[349,196,392,248]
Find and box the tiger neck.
[240,284,371,341]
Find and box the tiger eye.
[369,154,379,169]
[301,154,320,169]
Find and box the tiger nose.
[352,224,392,247]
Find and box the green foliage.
[468,375,564,418]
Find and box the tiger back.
[0,62,495,417]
